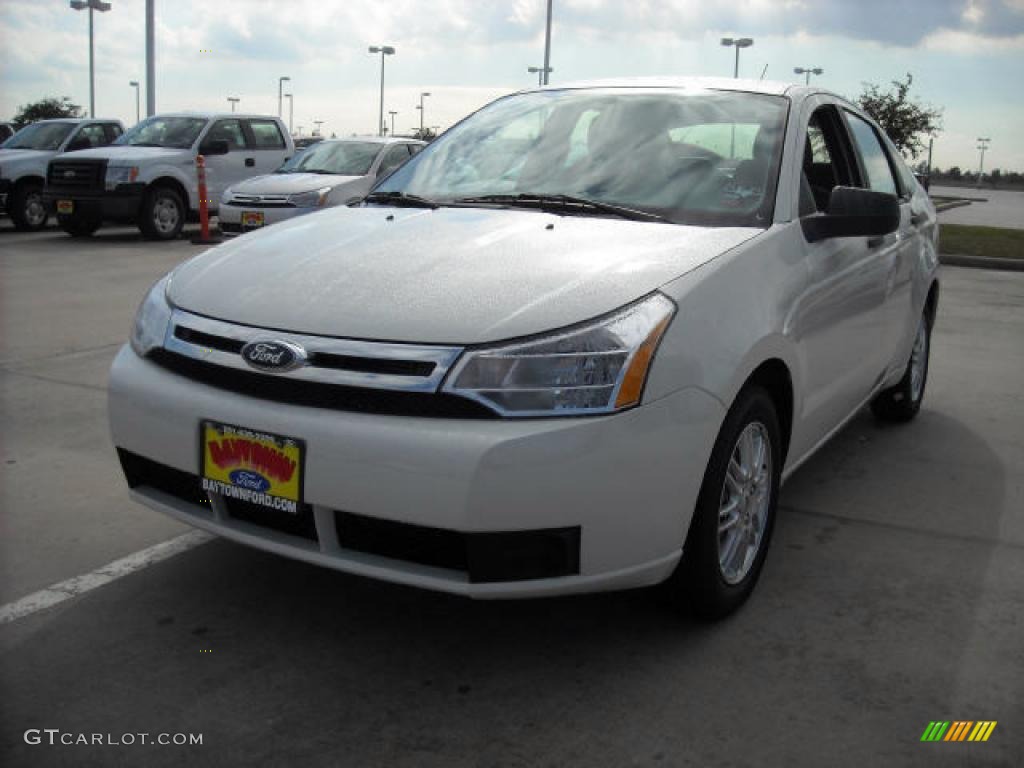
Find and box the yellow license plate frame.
[57,200,74,214]
[200,421,304,513]
[240,211,264,228]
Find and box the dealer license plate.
[240,211,264,229]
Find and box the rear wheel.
[138,185,184,241]
[57,214,102,237]
[10,181,48,231]
[871,310,931,422]
[667,386,782,619]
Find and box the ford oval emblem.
[64,170,75,178]
[240,340,307,372]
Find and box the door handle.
[245,158,255,167]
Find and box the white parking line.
[0,530,214,626]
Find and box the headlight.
[130,275,172,357]
[444,293,675,417]
[289,186,332,208]
[222,186,235,204]
[105,165,139,190]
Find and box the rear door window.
[248,120,286,149]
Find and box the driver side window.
[800,107,855,217]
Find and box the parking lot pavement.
[1,228,1022,767]
[932,185,1024,230]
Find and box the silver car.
[218,137,424,236]
[110,78,938,618]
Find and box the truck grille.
[47,158,107,192]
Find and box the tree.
[11,97,83,128]
[948,166,961,180]
[857,74,942,160]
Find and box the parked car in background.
[293,136,324,150]
[0,122,15,143]
[219,137,424,236]
[110,78,938,618]
[43,112,293,240]
[0,118,124,230]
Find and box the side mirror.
[801,186,899,243]
[200,139,229,156]
[65,136,92,152]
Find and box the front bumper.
[108,345,724,598]
[218,202,311,236]
[43,183,145,222]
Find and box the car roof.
[154,113,282,121]
[313,136,424,145]
[26,118,119,125]
[526,76,798,97]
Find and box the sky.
[1,0,1023,172]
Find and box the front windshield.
[278,141,381,176]
[4,122,76,151]
[114,116,208,149]
[376,89,789,227]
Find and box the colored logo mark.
[921,721,997,742]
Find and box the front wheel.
[138,185,184,241]
[57,213,101,237]
[667,386,782,619]
[10,181,48,231]
[871,310,931,422]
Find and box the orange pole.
[196,155,210,240]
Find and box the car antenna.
[759,64,768,80]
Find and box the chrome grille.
[226,193,293,208]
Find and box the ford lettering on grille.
[240,340,307,372]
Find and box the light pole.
[368,45,396,137]
[528,66,553,87]
[720,37,754,78]
[542,0,553,85]
[70,1,112,118]
[227,96,239,112]
[388,110,398,137]
[794,67,823,85]
[277,76,290,119]
[128,80,140,124]
[416,92,431,133]
[145,0,154,116]
[285,93,293,134]
[976,137,991,187]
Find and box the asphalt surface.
[932,185,1024,230]
[1,221,1022,767]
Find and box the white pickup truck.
[43,113,294,239]
[0,118,124,230]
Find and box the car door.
[243,119,290,176]
[790,101,895,449]
[840,109,913,380]
[199,118,251,207]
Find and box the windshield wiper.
[453,193,669,223]
[363,190,439,209]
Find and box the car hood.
[169,206,761,344]
[229,173,363,195]
[61,146,190,164]
[0,149,54,165]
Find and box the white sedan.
[218,137,424,236]
[110,78,938,618]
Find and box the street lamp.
[794,67,824,85]
[416,92,431,133]
[388,110,398,137]
[976,137,991,188]
[277,76,290,119]
[368,45,396,137]
[528,66,553,87]
[284,93,293,135]
[227,96,239,112]
[542,0,553,86]
[128,80,140,124]
[70,0,112,118]
[720,37,754,78]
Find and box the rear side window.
[843,111,898,196]
[249,120,286,149]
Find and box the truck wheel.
[57,214,101,237]
[871,309,931,423]
[10,181,49,231]
[666,386,782,619]
[138,185,184,241]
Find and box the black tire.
[57,213,101,237]
[870,310,931,423]
[9,181,48,231]
[667,386,783,620]
[138,185,184,241]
